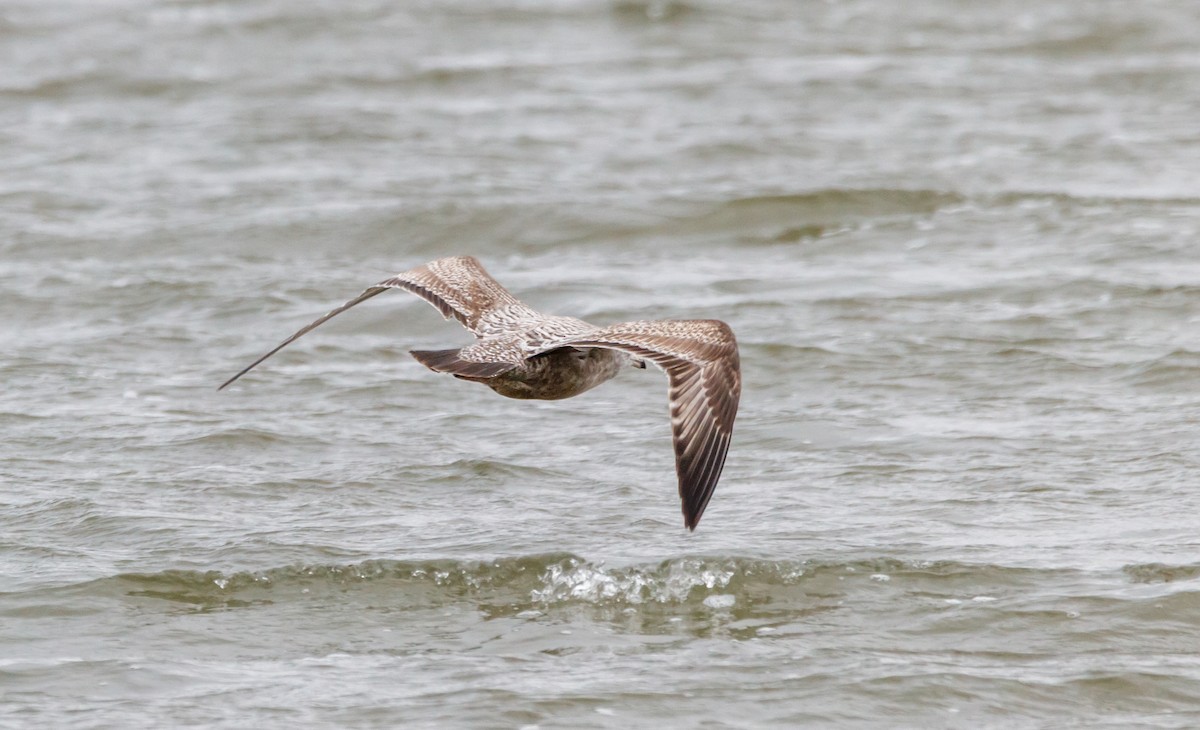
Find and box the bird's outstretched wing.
[545,319,741,530]
[218,256,535,390]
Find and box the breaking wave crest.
[26,556,1200,619]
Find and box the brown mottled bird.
[219,256,741,530]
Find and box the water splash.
[531,557,738,605]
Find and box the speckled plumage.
[219,256,741,530]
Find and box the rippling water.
[4,0,1200,727]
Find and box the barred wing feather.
[549,319,741,530]
[218,256,532,390]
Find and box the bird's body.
[406,312,633,400]
[466,346,631,400]
[220,256,740,530]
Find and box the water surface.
[4,0,1200,727]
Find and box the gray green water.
[4,0,1200,727]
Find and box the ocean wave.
[164,426,301,448]
[1117,349,1200,388]
[1123,562,1200,584]
[32,555,1079,613]
[986,189,1200,207]
[696,189,965,230]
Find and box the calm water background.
[4,0,1200,727]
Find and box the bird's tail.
[409,349,516,379]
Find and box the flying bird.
[219,256,740,530]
